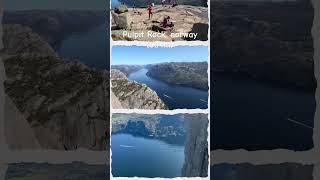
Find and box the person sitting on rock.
[162,16,174,28]
[147,5,153,20]
[172,0,178,7]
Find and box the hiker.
[162,16,174,28]
[132,1,136,11]
[147,5,153,19]
[172,0,178,7]
[162,0,166,6]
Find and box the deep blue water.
[111,134,184,178]
[213,77,316,151]
[58,23,109,69]
[128,68,209,109]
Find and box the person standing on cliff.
[147,5,153,20]
[162,0,166,6]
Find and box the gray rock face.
[110,69,127,80]
[111,78,167,110]
[3,24,57,57]
[1,18,110,151]
[213,1,315,90]
[111,11,132,29]
[4,55,109,150]
[182,114,209,177]
[0,8,7,150]
[5,95,41,149]
[111,91,123,109]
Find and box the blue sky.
[112,46,208,65]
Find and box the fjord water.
[112,134,184,177]
[58,23,109,69]
[213,77,316,151]
[128,68,209,109]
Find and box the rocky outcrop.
[111,65,143,76]
[1,19,110,151]
[0,8,7,150]
[110,69,127,79]
[111,68,167,110]
[111,12,132,29]
[5,95,41,149]
[3,24,57,57]
[182,114,208,177]
[147,62,208,90]
[111,78,167,109]
[3,55,109,150]
[111,91,123,109]
[212,1,316,90]
[111,5,208,41]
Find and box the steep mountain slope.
[147,62,208,90]
[2,22,109,150]
[111,69,167,109]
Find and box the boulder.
[111,11,132,29]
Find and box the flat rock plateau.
[111,5,208,41]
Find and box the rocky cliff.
[182,114,208,177]
[111,69,167,110]
[147,62,208,90]
[4,55,109,150]
[212,1,316,90]
[2,23,109,150]
[3,24,57,57]
[0,8,6,150]
[110,69,129,79]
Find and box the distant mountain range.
[112,114,186,145]
[112,62,208,90]
[147,62,208,90]
[3,10,105,49]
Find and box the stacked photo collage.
[110,0,210,179]
[0,0,319,179]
